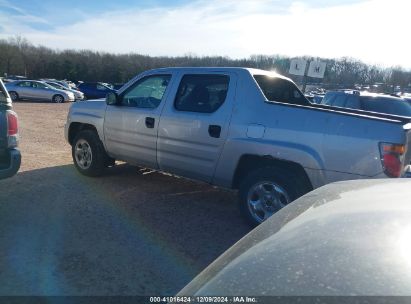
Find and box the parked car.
[45,81,85,101]
[41,79,77,90]
[113,83,125,90]
[76,82,115,99]
[5,80,75,103]
[321,91,411,116]
[178,179,411,296]
[0,79,20,179]
[65,67,411,226]
[306,93,324,104]
[401,93,411,103]
[100,82,114,89]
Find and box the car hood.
[68,99,106,118]
[178,179,411,296]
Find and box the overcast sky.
[1,0,410,69]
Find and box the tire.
[52,94,64,103]
[9,91,19,101]
[238,166,309,227]
[72,130,108,177]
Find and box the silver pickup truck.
[65,67,411,226]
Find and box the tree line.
[0,36,410,89]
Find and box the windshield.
[362,97,411,116]
[46,82,60,89]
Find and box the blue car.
[77,82,115,99]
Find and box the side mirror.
[106,92,119,105]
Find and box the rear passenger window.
[174,75,229,113]
[254,75,309,105]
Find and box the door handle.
[145,117,155,128]
[208,125,221,138]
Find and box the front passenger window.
[121,75,171,108]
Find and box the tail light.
[6,111,19,148]
[379,143,405,177]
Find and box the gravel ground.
[0,101,251,295]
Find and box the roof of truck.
[141,67,292,81]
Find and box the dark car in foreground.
[77,82,115,99]
[179,179,411,297]
[0,79,20,179]
[321,91,411,116]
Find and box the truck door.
[157,72,237,183]
[103,74,172,169]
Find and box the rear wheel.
[72,130,108,177]
[9,91,19,101]
[238,166,309,227]
[52,94,64,103]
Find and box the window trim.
[173,73,230,114]
[118,74,172,109]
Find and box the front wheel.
[238,167,308,227]
[9,91,19,101]
[72,130,108,177]
[52,94,64,103]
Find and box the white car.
[45,81,84,101]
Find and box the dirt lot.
[0,102,251,295]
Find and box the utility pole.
[301,61,310,93]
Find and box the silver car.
[5,80,75,103]
[45,81,84,101]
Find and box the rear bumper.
[0,149,21,179]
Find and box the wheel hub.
[247,181,290,223]
[75,139,93,170]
